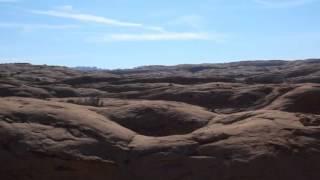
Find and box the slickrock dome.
[1,60,320,180]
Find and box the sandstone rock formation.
[1,60,320,180]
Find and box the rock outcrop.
[1,60,320,180]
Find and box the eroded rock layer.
[1,60,320,180]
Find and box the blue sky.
[0,0,320,69]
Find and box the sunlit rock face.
[1,60,320,180]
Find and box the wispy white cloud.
[31,5,221,42]
[31,6,161,33]
[253,0,316,8]
[31,6,165,31]
[31,10,144,28]
[0,22,78,30]
[89,32,225,42]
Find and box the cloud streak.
[31,10,143,28]
[30,7,165,32]
[90,32,222,42]
[31,6,166,32]
[31,6,218,42]
[253,0,316,8]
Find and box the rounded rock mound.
[266,84,320,114]
[94,100,215,137]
